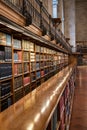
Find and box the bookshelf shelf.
[13,48,22,51]
[0,62,12,64]
[22,49,29,51]
[30,70,36,73]
[0,93,13,101]
[24,71,30,74]
[23,61,30,63]
[14,73,23,78]
[14,86,23,92]
[0,75,12,80]
[0,44,11,47]
[36,77,41,80]
[14,61,22,63]
[31,80,36,83]
[24,83,30,87]
[36,68,40,71]
[0,77,12,83]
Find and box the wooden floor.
[70,66,87,130]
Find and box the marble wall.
[76,0,87,41]
[64,0,76,49]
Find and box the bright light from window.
[52,0,58,18]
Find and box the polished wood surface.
[0,0,26,26]
[0,64,75,130]
[70,66,87,130]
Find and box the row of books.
[36,63,40,70]
[24,84,30,95]
[30,61,55,71]
[36,54,40,61]
[23,77,30,86]
[40,61,53,68]
[14,88,23,102]
[51,108,58,130]
[14,52,63,62]
[31,72,36,82]
[65,100,70,120]
[36,71,40,79]
[13,66,59,82]
[19,40,63,54]
[64,84,72,126]
[23,52,29,61]
[0,50,4,62]
[22,40,34,51]
[44,68,49,75]
[0,50,65,64]
[41,70,44,77]
[5,47,12,61]
[1,97,12,111]
[13,39,21,49]
[35,46,57,54]
[13,62,63,75]
[0,63,12,79]
[30,53,35,62]
[64,84,70,104]
[24,63,29,73]
[0,81,11,98]
[60,112,65,130]
[53,56,58,60]
[59,95,64,119]
[0,32,11,46]
[0,46,12,62]
[30,62,36,71]
[22,40,30,50]
[35,45,40,52]
[14,63,22,75]
[59,93,65,130]
[14,76,23,90]
[14,51,22,62]
[36,54,54,61]
[0,32,68,57]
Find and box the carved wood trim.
[0,1,26,26]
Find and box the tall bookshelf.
[46,69,76,130]
[0,31,69,112]
[0,32,12,112]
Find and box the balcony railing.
[2,0,23,13]
[23,0,41,26]
[77,47,87,53]
[41,6,50,35]
[1,0,71,52]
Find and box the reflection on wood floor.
[70,66,87,130]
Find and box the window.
[53,0,58,18]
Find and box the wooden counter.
[0,64,75,130]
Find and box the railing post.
[49,15,51,35]
[40,1,43,29]
[23,0,32,26]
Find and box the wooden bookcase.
[46,68,76,130]
[0,31,69,112]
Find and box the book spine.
[14,88,23,102]
[6,34,11,46]
[23,77,30,86]
[36,71,40,79]
[0,63,12,79]
[14,76,23,90]
[1,97,12,111]
[0,32,6,45]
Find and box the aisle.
[70,66,87,130]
